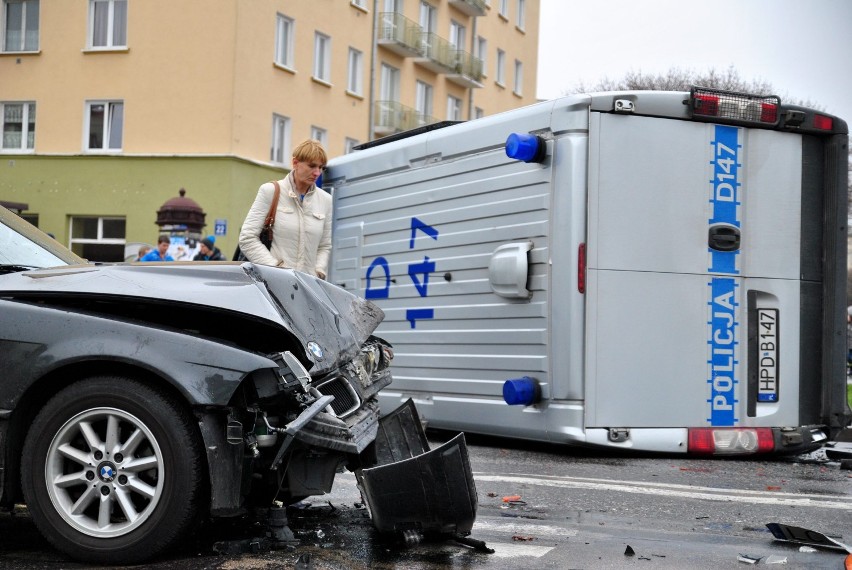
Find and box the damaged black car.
[0,205,477,564]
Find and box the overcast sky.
[536,0,852,119]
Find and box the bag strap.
[263,180,281,230]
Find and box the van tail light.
[577,243,586,294]
[690,87,780,126]
[688,428,774,455]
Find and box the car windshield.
[0,206,85,271]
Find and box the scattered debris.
[502,495,522,502]
[512,535,536,541]
[453,535,495,553]
[766,523,852,554]
[624,545,635,556]
[798,546,817,553]
[738,553,787,564]
[487,492,498,498]
[294,552,313,570]
[765,486,782,491]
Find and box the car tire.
[21,376,205,564]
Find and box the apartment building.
[0,0,539,260]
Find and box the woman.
[238,140,332,279]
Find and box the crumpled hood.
[0,262,384,374]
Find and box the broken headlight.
[350,340,393,388]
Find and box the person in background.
[134,245,151,261]
[139,235,175,262]
[238,139,332,279]
[194,236,225,261]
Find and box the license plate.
[756,308,778,402]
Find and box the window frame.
[87,0,127,50]
[447,95,462,121]
[68,215,126,262]
[2,0,39,53]
[347,47,363,96]
[495,48,505,86]
[476,36,487,76]
[271,114,291,164]
[498,0,508,18]
[513,59,523,95]
[415,80,433,121]
[274,13,294,69]
[344,137,360,154]
[1,100,35,152]
[84,100,124,152]
[517,0,525,30]
[313,31,331,83]
[310,126,327,147]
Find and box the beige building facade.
[0,0,539,260]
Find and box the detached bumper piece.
[357,399,478,538]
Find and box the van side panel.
[329,99,590,441]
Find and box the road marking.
[473,473,852,510]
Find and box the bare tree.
[570,65,820,109]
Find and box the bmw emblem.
[99,464,116,482]
[307,341,324,361]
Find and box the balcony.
[447,49,484,88]
[373,100,437,136]
[377,12,422,57]
[413,32,457,74]
[448,0,487,17]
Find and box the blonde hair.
[292,139,327,166]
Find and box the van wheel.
[21,376,205,565]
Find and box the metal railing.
[377,12,422,52]
[373,100,437,133]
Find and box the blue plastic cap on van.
[505,133,546,163]
[503,376,541,406]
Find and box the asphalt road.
[1,431,850,569]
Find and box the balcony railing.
[417,32,456,73]
[373,100,437,135]
[376,13,483,87]
[448,0,487,17]
[448,49,484,87]
[377,12,422,57]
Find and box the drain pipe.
[368,0,379,141]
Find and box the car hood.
[0,262,384,374]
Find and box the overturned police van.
[327,87,851,456]
[0,205,477,564]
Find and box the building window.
[313,32,331,83]
[496,48,505,86]
[344,137,360,154]
[2,0,39,52]
[474,107,484,119]
[476,36,487,76]
[1,101,35,150]
[274,13,294,69]
[498,0,508,18]
[350,0,367,9]
[310,126,327,147]
[447,95,462,121]
[517,0,525,30]
[69,216,126,262]
[419,2,436,34]
[86,101,123,151]
[88,0,127,49]
[271,114,290,164]
[347,47,363,95]
[415,80,433,124]
[513,59,523,95]
[449,20,465,49]
[380,63,400,101]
